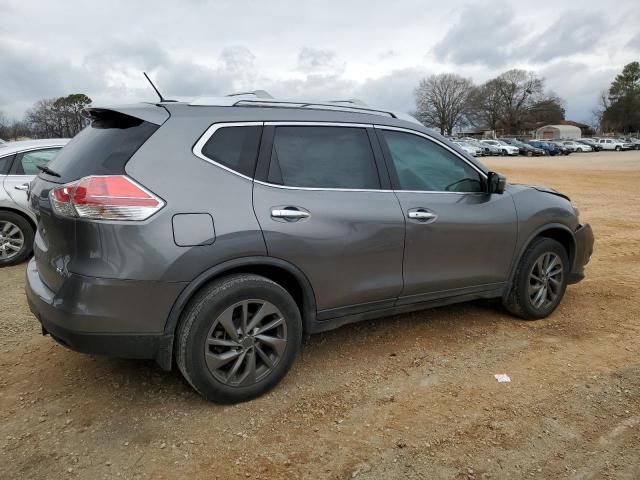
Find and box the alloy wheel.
[0,221,25,260]
[528,252,564,310]
[204,300,287,386]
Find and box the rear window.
[200,126,262,178]
[43,111,159,183]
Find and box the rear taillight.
[49,175,164,221]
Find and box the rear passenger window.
[268,126,380,189]
[201,126,262,178]
[14,148,61,175]
[0,154,14,175]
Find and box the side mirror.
[486,171,507,194]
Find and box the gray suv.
[25,94,594,403]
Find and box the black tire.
[503,237,569,320]
[176,274,302,403]
[526,150,533,157]
[0,211,34,267]
[615,146,621,151]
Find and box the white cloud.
[0,0,638,122]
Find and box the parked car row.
[449,136,640,157]
[450,138,522,157]
[593,137,638,151]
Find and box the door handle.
[271,208,310,220]
[407,209,437,223]
[14,183,30,192]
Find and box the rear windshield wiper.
[37,165,61,177]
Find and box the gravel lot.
[1,151,639,480]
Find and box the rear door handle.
[271,208,310,220]
[14,183,30,192]
[407,209,437,223]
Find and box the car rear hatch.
[29,104,168,293]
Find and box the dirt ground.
[1,151,639,480]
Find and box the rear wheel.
[176,274,302,403]
[503,237,569,320]
[0,211,34,267]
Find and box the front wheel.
[503,238,569,320]
[615,146,621,151]
[176,274,302,403]
[0,212,34,267]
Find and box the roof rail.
[327,98,368,107]
[189,95,422,125]
[226,90,273,99]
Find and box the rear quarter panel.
[71,108,267,282]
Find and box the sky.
[1,0,639,124]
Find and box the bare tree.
[496,69,544,134]
[414,73,474,135]
[591,89,610,132]
[468,79,504,131]
[524,93,565,128]
[0,111,8,139]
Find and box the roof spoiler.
[82,104,170,126]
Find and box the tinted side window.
[0,154,14,175]
[268,126,380,189]
[13,148,61,175]
[382,130,483,192]
[201,126,262,178]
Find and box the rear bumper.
[25,258,186,369]
[568,223,594,284]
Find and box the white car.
[597,138,634,151]
[559,140,592,152]
[452,141,482,157]
[0,138,70,266]
[480,139,519,156]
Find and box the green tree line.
[598,61,640,134]
[0,93,92,140]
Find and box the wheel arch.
[0,205,37,232]
[164,256,318,340]
[505,223,576,297]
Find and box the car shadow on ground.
[71,299,509,404]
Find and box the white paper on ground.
[494,373,511,383]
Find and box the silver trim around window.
[192,121,264,182]
[192,120,488,194]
